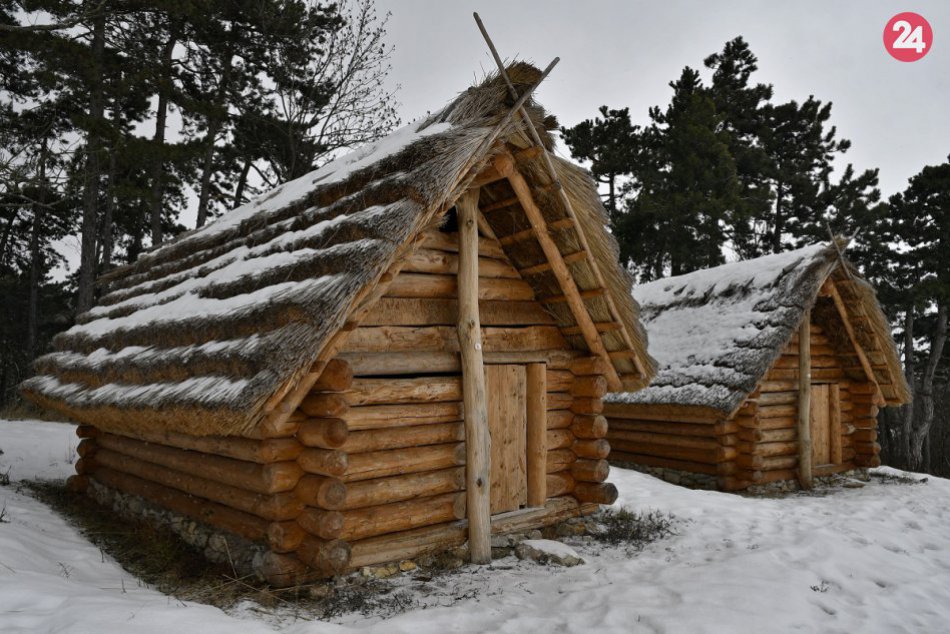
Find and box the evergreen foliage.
[0,0,398,404]
[562,37,949,475]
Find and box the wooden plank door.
[485,364,527,514]
[809,384,833,466]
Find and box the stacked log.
[77,225,617,581]
[569,357,616,504]
[605,317,878,491]
[850,381,881,467]
[78,418,314,585]
[607,403,735,478]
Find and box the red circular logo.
[884,13,933,62]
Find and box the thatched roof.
[22,63,654,437]
[605,242,910,417]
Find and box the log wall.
[606,311,882,491]
[75,226,616,585]
[293,228,613,570]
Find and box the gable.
[605,242,910,415]
[21,63,655,438]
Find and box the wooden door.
[809,384,841,466]
[485,364,527,514]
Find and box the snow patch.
[3,419,950,633]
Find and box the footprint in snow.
[818,603,837,616]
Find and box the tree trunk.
[196,51,233,228]
[0,210,19,266]
[195,125,219,228]
[771,182,784,254]
[148,34,177,246]
[77,9,106,313]
[901,307,916,467]
[100,144,117,271]
[232,159,251,209]
[909,304,948,471]
[607,174,616,216]
[27,142,48,362]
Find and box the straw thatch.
[605,242,910,416]
[21,62,654,437]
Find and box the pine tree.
[560,106,640,218]
[887,159,950,470]
[618,68,739,278]
[703,37,774,258]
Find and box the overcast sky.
[375,0,949,198]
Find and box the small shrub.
[870,471,927,486]
[313,582,416,620]
[590,508,676,552]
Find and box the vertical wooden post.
[830,383,842,464]
[797,309,813,489]
[526,363,547,507]
[456,188,491,564]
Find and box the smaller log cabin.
[21,64,655,585]
[604,243,910,492]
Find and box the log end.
[66,474,89,493]
[259,552,314,588]
[575,482,618,505]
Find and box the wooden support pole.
[456,188,491,565]
[473,11,648,385]
[507,168,622,390]
[797,309,813,489]
[826,280,884,403]
[526,363,547,507]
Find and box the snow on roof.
[21,78,509,437]
[22,62,654,437]
[606,244,839,414]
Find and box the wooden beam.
[830,383,843,464]
[826,280,884,403]
[481,195,519,213]
[561,321,622,337]
[456,188,491,565]
[520,250,587,276]
[471,14,648,384]
[470,164,508,189]
[540,287,606,305]
[498,218,574,246]
[507,168,622,391]
[526,363,547,507]
[797,309,813,490]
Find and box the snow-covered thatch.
[21,63,653,437]
[606,243,910,416]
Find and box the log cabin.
[604,243,910,492]
[21,63,655,586]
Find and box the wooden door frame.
[484,360,547,514]
[809,381,842,469]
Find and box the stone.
[309,584,334,599]
[360,563,400,579]
[491,534,511,548]
[441,555,464,570]
[207,534,228,554]
[398,560,417,572]
[528,530,543,540]
[515,539,584,567]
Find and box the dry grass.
[588,507,677,553]
[19,479,264,607]
[15,479,434,620]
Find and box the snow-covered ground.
[2,418,949,633]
